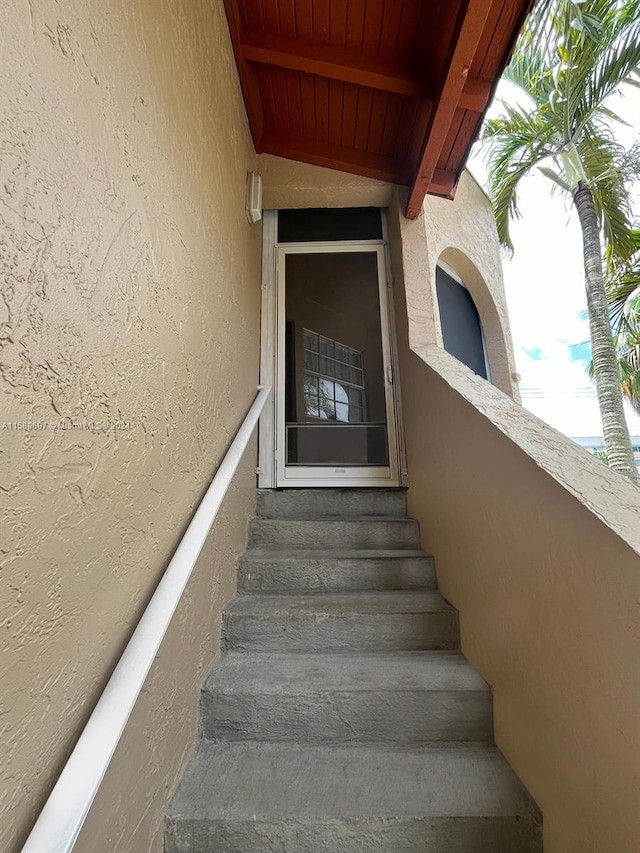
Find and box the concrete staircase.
[165,489,542,853]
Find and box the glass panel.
[318,378,334,398]
[318,397,335,420]
[317,356,331,376]
[319,336,334,357]
[304,373,318,393]
[285,251,388,467]
[304,350,318,371]
[335,402,349,422]
[335,383,348,401]
[436,267,488,379]
[335,362,349,381]
[304,394,319,418]
[286,424,389,466]
[335,343,349,364]
[278,208,383,242]
[304,329,318,351]
[348,387,363,407]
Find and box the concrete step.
[249,517,421,550]
[238,549,436,593]
[257,488,407,518]
[165,741,542,853]
[201,651,493,744]
[222,592,459,652]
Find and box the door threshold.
[276,479,400,489]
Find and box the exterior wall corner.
[388,174,519,400]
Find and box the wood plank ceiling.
[222,0,534,217]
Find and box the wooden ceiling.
[222,0,534,217]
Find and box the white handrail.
[22,386,272,853]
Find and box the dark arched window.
[436,264,488,379]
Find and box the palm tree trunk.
[573,183,638,481]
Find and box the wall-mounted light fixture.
[245,172,262,224]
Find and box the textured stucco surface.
[259,155,397,210]
[396,175,519,398]
[0,1,261,850]
[390,201,640,852]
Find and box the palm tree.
[482,0,640,480]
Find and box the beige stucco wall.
[389,197,640,853]
[0,1,262,851]
[395,175,520,398]
[259,154,397,210]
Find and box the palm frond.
[626,340,640,373]
[619,335,640,414]
[520,0,602,57]
[589,323,640,414]
[606,233,640,330]
[609,279,640,331]
[578,123,636,258]
[538,165,571,190]
[572,11,640,137]
[512,0,640,144]
[503,49,556,103]
[482,108,557,251]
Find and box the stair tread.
[241,548,432,560]
[256,488,407,519]
[225,591,453,616]
[168,741,537,821]
[253,515,417,522]
[205,651,489,694]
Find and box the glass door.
[275,243,399,487]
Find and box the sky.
[467,81,640,441]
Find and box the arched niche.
[436,247,515,396]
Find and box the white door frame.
[257,211,278,488]
[258,211,404,489]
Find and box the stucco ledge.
[415,346,640,557]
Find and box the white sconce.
[245,172,262,224]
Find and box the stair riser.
[257,489,407,518]
[166,816,542,853]
[166,488,543,853]
[223,613,459,652]
[238,556,436,593]
[201,690,493,744]
[249,519,421,550]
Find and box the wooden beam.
[221,0,265,152]
[459,77,493,112]
[429,169,457,197]
[241,29,433,100]
[261,129,415,186]
[405,0,496,218]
